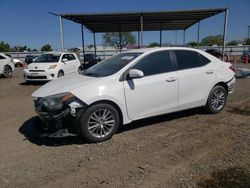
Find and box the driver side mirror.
[128,69,144,79]
[62,58,68,63]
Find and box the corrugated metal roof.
[58,8,226,33]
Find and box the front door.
[123,50,178,120]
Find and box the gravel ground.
[0,66,250,188]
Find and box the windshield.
[34,54,61,63]
[82,52,143,77]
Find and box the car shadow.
[118,107,206,133]
[19,116,86,146]
[19,108,206,146]
[19,81,48,86]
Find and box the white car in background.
[23,52,81,81]
[5,54,23,67]
[0,53,15,77]
[32,47,235,142]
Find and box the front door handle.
[166,77,177,82]
[206,70,214,74]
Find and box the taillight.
[229,65,236,73]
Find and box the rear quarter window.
[0,55,6,60]
[174,50,210,70]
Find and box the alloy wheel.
[87,109,115,138]
[210,88,226,111]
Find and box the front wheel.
[205,85,228,114]
[57,70,64,78]
[79,103,120,142]
[3,65,13,77]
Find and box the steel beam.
[140,15,143,47]
[222,9,228,61]
[81,24,85,55]
[93,32,96,59]
[197,21,200,48]
[59,16,64,51]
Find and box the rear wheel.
[3,65,12,77]
[205,85,228,114]
[78,66,82,72]
[79,103,120,142]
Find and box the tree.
[0,41,11,52]
[148,42,160,47]
[200,35,223,46]
[86,44,95,50]
[103,32,136,49]
[11,45,29,52]
[186,41,199,47]
[41,44,52,51]
[244,38,250,45]
[227,40,242,45]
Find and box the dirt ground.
[0,65,250,188]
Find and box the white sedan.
[23,52,81,81]
[32,47,235,142]
[0,53,15,77]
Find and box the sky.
[0,0,249,50]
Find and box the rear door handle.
[206,70,214,74]
[166,77,177,82]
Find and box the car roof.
[123,47,203,54]
[42,52,76,55]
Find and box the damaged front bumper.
[34,93,87,137]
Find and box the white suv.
[0,53,15,77]
[32,47,235,142]
[23,52,81,81]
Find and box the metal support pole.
[140,15,143,47]
[183,29,186,45]
[119,25,122,52]
[59,16,64,51]
[197,21,200,48]
[137,31,140,48]
[175,30,177,45]
[222,9,228,61]
[160,23,162,47]
[81,24,85,55]
[247,25,250,39]
[93,32,96,59]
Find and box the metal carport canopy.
[59,8,226,33]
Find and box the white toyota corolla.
[32,47,235,142]
[23,52,81,81]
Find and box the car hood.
[32,73,100,97]
[28,62,57,70]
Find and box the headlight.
[48,65,57,69]
[36,93,85,111]
[39,93,74,111]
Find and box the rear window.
[174,50,210,70]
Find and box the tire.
[58,70,64,78]
[78,66,82,72]
[79,103,120,142]
[3,65,13,77]
[205,85,228,114]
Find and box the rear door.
[173,50,216,110]
[123,50,178,120]
[68,54,79,73]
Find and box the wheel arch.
[89,99,124,126]
[214,82,229,94]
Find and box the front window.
[82,52,142,77]
[33,54,61,63]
